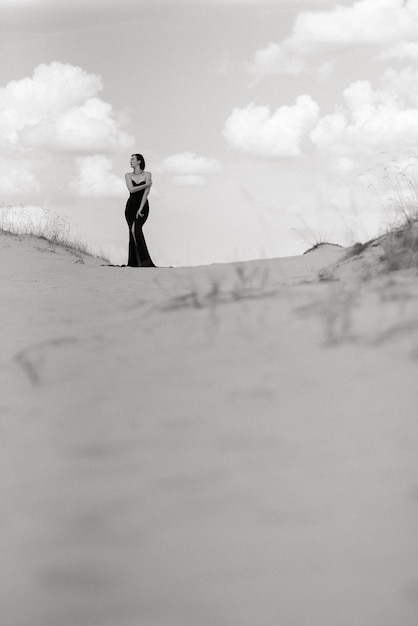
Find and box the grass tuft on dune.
[0,204,109,263]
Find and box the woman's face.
[130,155,137,168]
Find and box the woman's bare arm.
[125,172,153,194]
[137,187,151,217]
[137,173,152,217]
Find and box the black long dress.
[125,179,155,267]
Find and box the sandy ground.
[2,233,418,626]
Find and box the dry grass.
[15,336,77,386]
[367,160,418,271]
[0,204,109,263]
[314,165,418,346]
[379,222,418,272]
[341,241,369,261]
[303,241,343,255]
[159,266,278,312]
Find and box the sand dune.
[2,233,418,626]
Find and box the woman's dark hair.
[132,153,145,170]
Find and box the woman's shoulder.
[125,171,151,180]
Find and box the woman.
[124,153,155,267]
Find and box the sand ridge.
[2,233,418,626]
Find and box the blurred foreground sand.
[2,234,418,626]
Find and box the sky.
[2,0,418,266]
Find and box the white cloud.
[376,41,418,61]
[292,0,417,46]
[0,0,353,5]
[0,168,40,195]
[333,157,356,176]
[311,67,418,155]
[21,98,133,152]
[71,155,126,198]
[172,175,206,186]
[248,42,306,77]
[317,60,335,81]
[249,0,418,77]
[0,62,134,153]
[161,151,222,175]
[223,95,320,157]
[160,151,221,185]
